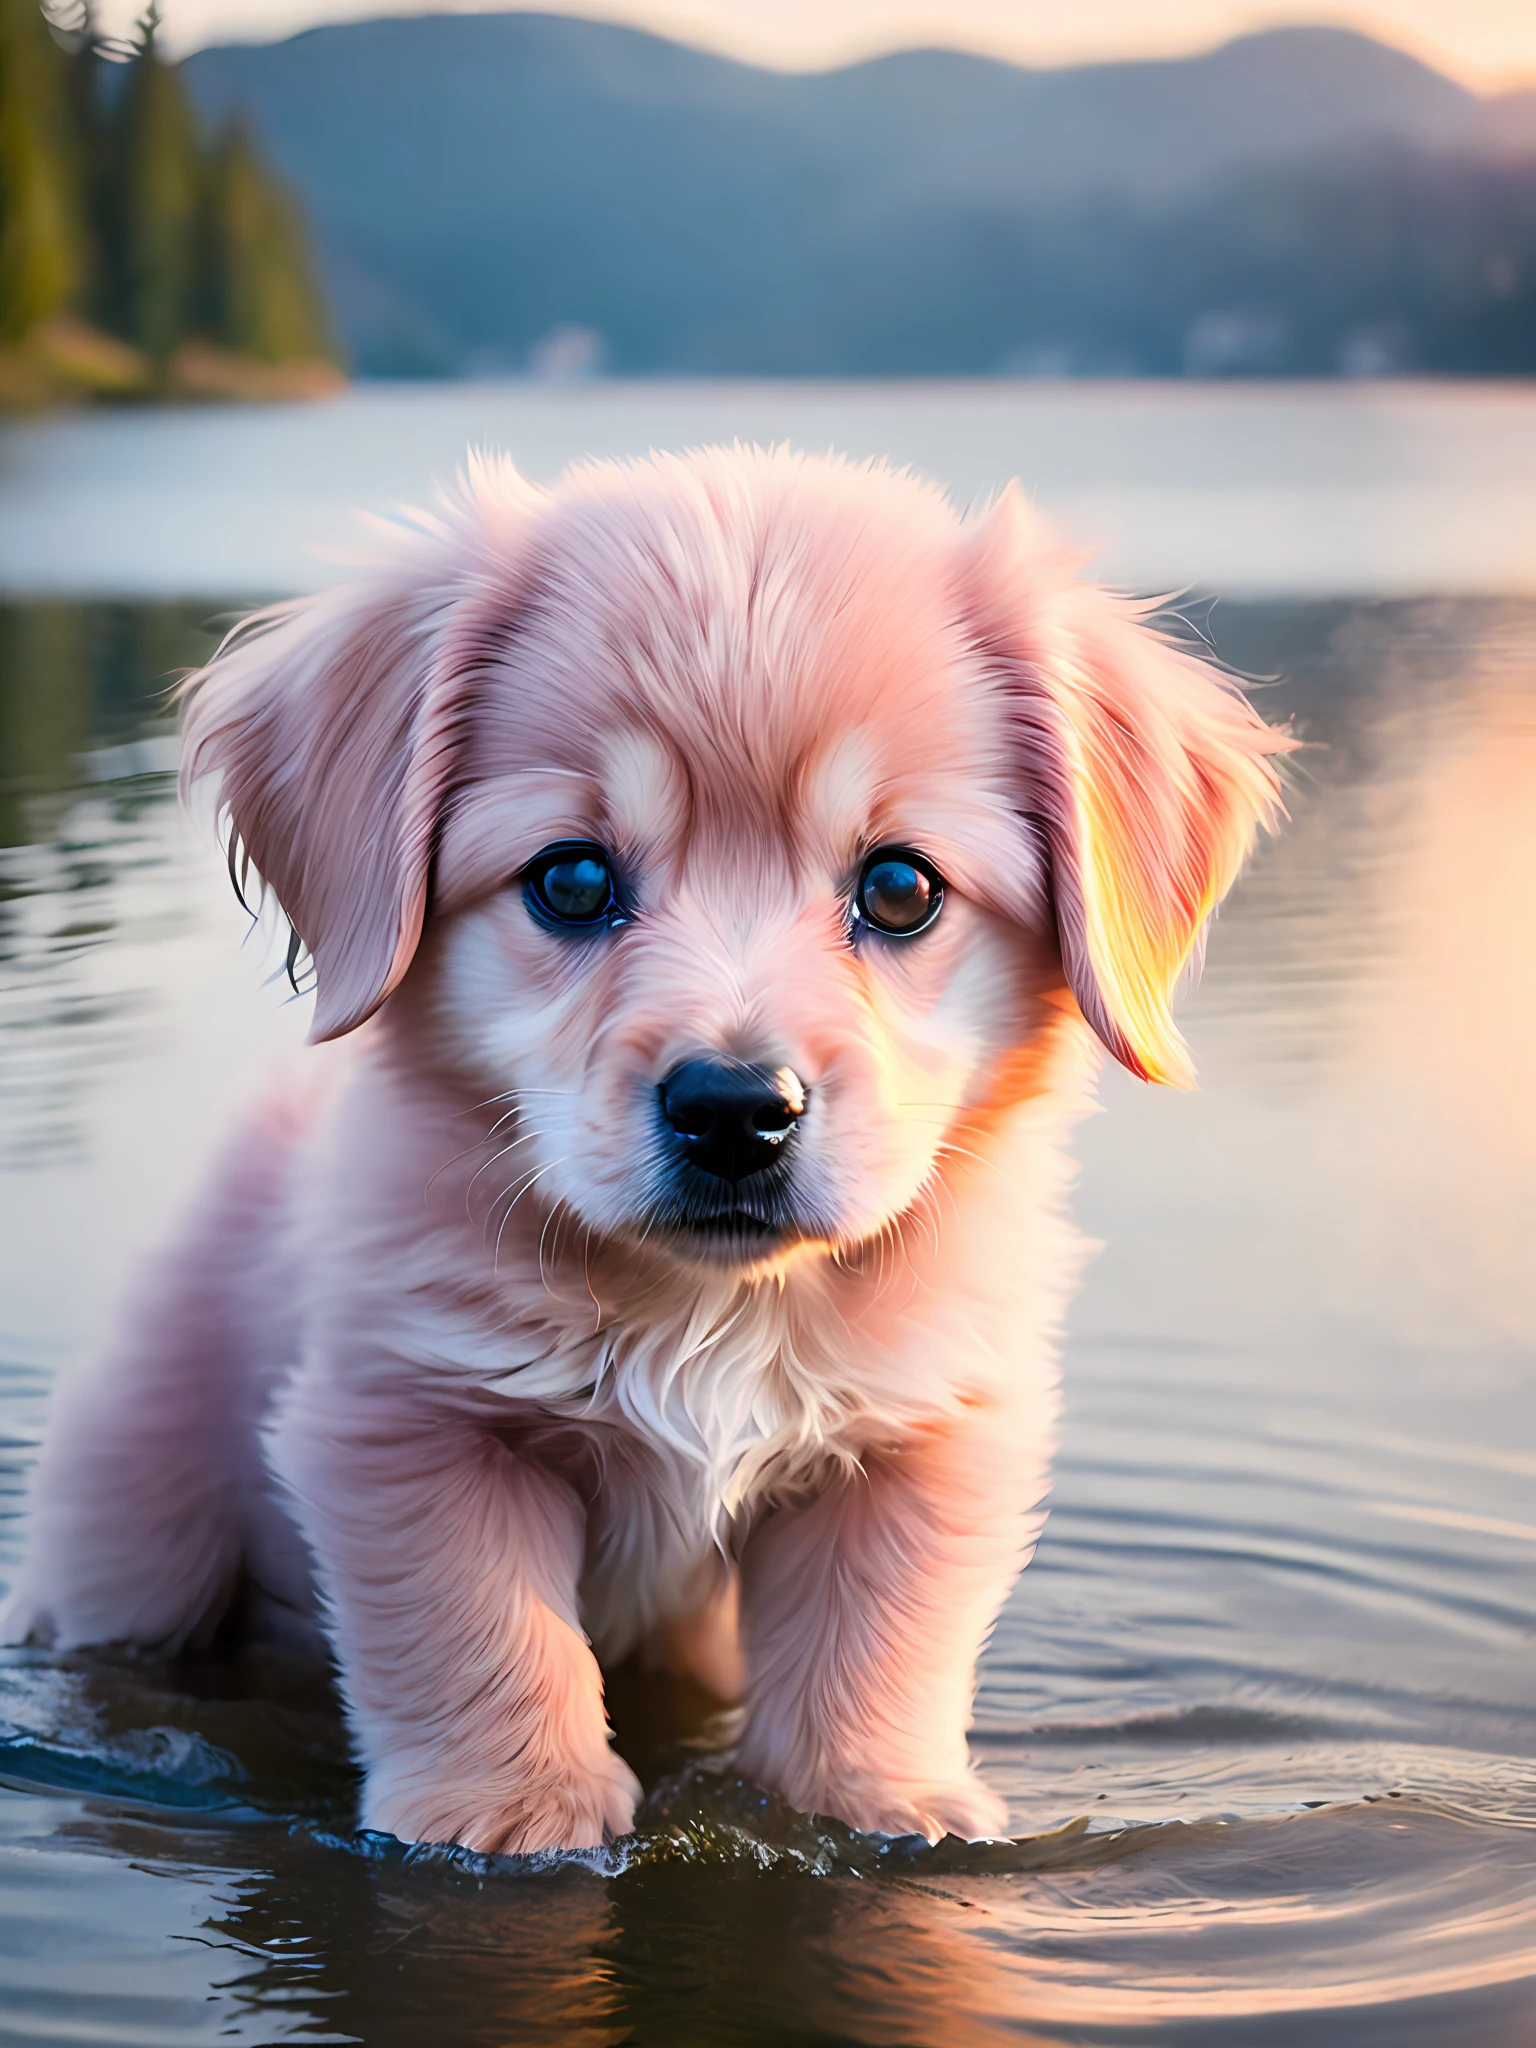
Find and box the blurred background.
[5,0,1536,388]
[3,6,1536,2046]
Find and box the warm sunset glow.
[1344,658,1536,1346]
[100,0,1536,91]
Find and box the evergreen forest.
[0,1,340,405]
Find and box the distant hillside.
[183,14,1536,377]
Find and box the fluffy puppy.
[4,447,1285,1852]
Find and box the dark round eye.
[524,843,617,928]
[856,848,945,936]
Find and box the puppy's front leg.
[273,1380,638,1855]
[737,1410,1042,1843]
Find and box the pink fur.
[3,447,1287,1852]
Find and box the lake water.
[3,378,1536,599]
[1,386,1535,2046]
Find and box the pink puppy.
[4,447,1286,1853]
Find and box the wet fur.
[3,448,1286,1851]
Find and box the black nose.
[658,1058,806,1184]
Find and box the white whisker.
[491,1158,566,1272]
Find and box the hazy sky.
[103,0,1536,88]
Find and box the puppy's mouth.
[668,1212,793,1260]
[639,1166,825,1265]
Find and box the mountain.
[182,14,1536,377]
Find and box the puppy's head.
[183,448,1286,1270]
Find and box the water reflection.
[1187,599,1536,1062]
[1073,596,1536,1369]
[0,603,220,1162]
[2,596,1536,2043]
[27,1785,1536,2046]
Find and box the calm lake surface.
[1,386,1535,2045]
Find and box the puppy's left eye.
[523,842,619,928]
[855,847,945,936]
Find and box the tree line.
[0,0,338,400]
[799,146,1536,378]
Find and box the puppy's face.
[426,469,1050,1266]
[183,448,1286,1277]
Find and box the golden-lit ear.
[962,484,1292,1086]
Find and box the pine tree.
[55,3,121,337]
[0,0,83,339]
[118,4,202,358]
[2,0,340,397]
[200,116,336,363]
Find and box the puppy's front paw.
[813,1768,1009,1845]
[364,1747,641,1857]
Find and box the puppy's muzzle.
[658,1058,806,1184]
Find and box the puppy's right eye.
[855,847,945,937]
[522,842,618,929]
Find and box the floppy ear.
[180,457,543,1042]
[963,485,1291,1087]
